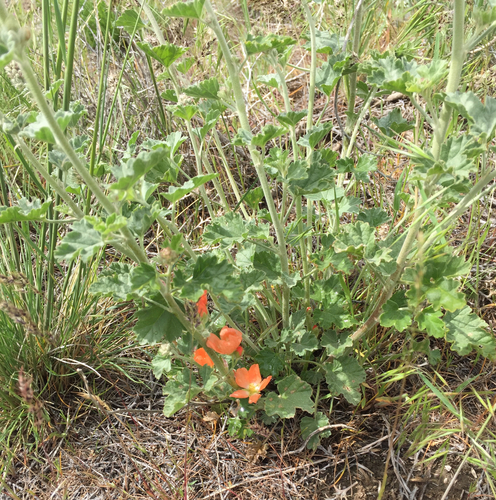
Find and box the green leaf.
[162,173,218,203]
[374,108,414,137]
[380,291,412,332]
[130,263,160,295]
[85,213,128,236]
[204,212,270,247]
[300,412,331,450]
[289,154,336,195]
[176,57,196,74]
[162,0,205,19]
[167,104,198,121]
[264,375,314,418]
[304,30,344,54]
[55,219,104,263]
[254,349,285,378]
[20,107,85,143]
[162,368,202,417]
[244,186,264,209]
[362,55,419,94]
[316,55,347,95]
[111,148,167,192]
[253,250,282,282]
[116,9,146,34]
[133,302,183,345]
[297,122,333,149]
[445,92,496,141]
[245,33,296,55]
[333,221,375,255]
[444,307,495,359]
[416,307,445,338]
[324,355,365,405]
[0,198,52,223]
[137,41,188,67]
[183,77,220,99]
[357,208,390,227]
[151,354,172,379]
[90,263,134,300]
[257,73,283,89]
[425,279,466,312]
[405,59,448,93]
[290,331,319,356]
[314,308,357,330]
[320,330,353,357]
[276,110,307,128]
[0,30,16,70]
[252,124,287,148]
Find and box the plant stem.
[204,0,290,327]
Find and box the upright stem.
[204,0,290,327]
[430,0,465,161]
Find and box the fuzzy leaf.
[0,30,16,70]
[264,375,314,418]
[445,92,496,141]
[304,30,344,54]
[133,302,183,345]
[290,331,319,356]
[137,41,188,67]
[314,308,357,330]
[167,104,198,121]
[90,263,134,300]
[254,348,285,378]
[162,369,202,417]
[324,355,365,405]
[357,208,390,227]
[111,148,167,192]
[257,73,283,88]
[276,110,307,127]
[375,108,414,137]
[204,212,270,247]
[252,124,287,147]
[300,412,331,450]
[425,279,466,312]
[116,9,146,33]
[245,33,296,55]
[297,122,333,149]
[444,307,495,359]
[55,219,104,263]
[416,307,445,338]
[380,291,412,332]
[289,154,336,195]
[0,198,51,223]
[183,77,220,99]
[162,173,218,202]
[333,221,375,255]
[151,354,172,379]
[316,55,347,95]
[162,0,205,19]
[320,330,353,357]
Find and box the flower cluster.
[193,323,271,404]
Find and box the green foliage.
[300,412,330,450]
[264,375,314,418]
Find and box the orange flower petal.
[248,393,261,404]
[206,327,242,355]
[233,367,251,389]
[236,346,243,355]
[193,348,214,367]
[196,290,208,317]
[247,364,262,385]
[259,375,272,391]
[230,389,250,399]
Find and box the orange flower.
[230,364,271,404]
[236,346,243,356]
[196,290,208,317]
[206,327,242,355]
[193,348,214,367]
